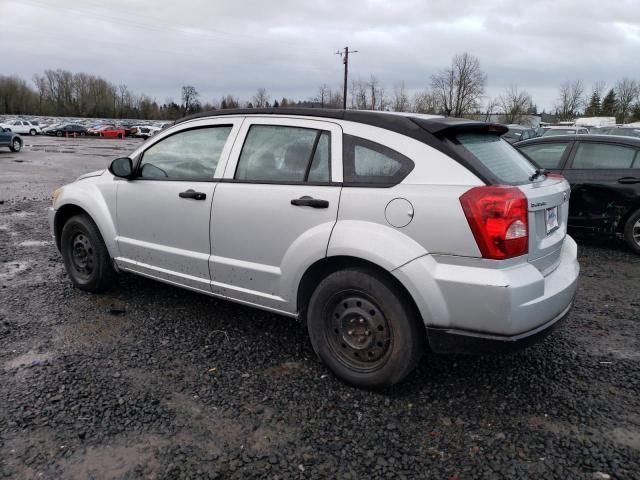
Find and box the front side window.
[343,135,414,185]
[139,126,232,179]
[519,142,570,169]
[235,125,330,182]
[455,133,535,184]
[571,142,638,169]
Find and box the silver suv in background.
[49,109,579,388]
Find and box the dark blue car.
[0,127,22,152]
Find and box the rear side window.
[139,126,232,179]
[519,142,569,169]
[235,125,330,182]
[571,143,638,169]
[343,134,414,185]
[455,133,535,184]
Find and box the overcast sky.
[3,0,640,111]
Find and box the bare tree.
[350,79,368,109]
[181,85,200,115]
[430,52,486,117]
[483,97,500,122]
[219,94,239,109]
[315,84,331,107]
[252,87,270,108]
[615,78,639,123]
[391,82,410,112]
[555,80,584,121]
[499,85,532,124]
[412,90,440,114]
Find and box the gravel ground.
[1,138,639,479]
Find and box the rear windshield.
[455,133,535,184]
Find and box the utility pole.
[336,46,358,109]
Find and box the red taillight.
[459,186,529,260]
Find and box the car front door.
[210,117,342,314]
[561,140,640,233]
[114,118,242,291]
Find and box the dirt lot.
[1,136,639,479]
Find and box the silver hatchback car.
[49,109,579,388]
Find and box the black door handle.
[291,196,329,209]
[179,189,206,200]
[618,177,640,184]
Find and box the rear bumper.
[393,236,579,352]
[425,299,573,354]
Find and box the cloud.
[3,0,640,110]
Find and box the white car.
[0,119,42,135]
[131,125,161,139]
[49,109,579,388]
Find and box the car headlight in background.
[52,187,63,206]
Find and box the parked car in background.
[99,126,126,139]
[516,134,640,253]
[42,123,62,134]
[88,124,114,135]
[130,125,159,139]
[601,127,640,139]
[502,124,539,144]
[45,124,89,137]
[0,119,41,136]
[49,109,579,388]
[0,127,23,152]
[543,126,589,137]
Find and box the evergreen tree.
[273,99,280,108]
[584,91,601,116]
[601,89,618,117]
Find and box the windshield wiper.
[529,168,547,182]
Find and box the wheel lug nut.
[348,330,353,335]
[359,318,365,324]
[366,330,371,336]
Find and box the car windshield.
[454,133,536,184]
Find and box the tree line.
[1,57,640,124]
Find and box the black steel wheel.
[307,267,425,388]
[60,214,116,292]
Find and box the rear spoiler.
[411,118,508,136]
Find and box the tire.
[307,267,424,388]
[56,131,63,137]
[623,209,640,254]
[80,132,86,136]
[29,129,36,136]
[60,214,117,292]
[118,133,123,139]
[9,138,21,152]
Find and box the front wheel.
[56,131,63,137]
[623,209,640,254]
[307,267,424,388]
[29,129,36,136]
[9,139,21,152]
[60,214,117,292]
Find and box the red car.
[99,126,126,139]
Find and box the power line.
[336,46,358,109]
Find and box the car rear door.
[561,140,640,234]
[209,116,342,315]
[114,118,243,291]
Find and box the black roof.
[515,134,640,148]
[176,108,508,136]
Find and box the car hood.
[75,169,105,182]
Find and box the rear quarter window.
[343,134,414,186]
[454,133,535,185]
[519,142,570,169]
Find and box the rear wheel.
[29,129,36,136]
[9,139,21,152]
[56,131,63,137]
[623,209,640,254]
[60,214,116,292]
[307,267,424,388]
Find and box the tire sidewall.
[60,216,108,291]
[624,209,640,254]
[307,268,423,388]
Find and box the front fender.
[54,178,119,258]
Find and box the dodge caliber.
[49,109,580,388]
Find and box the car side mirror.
[109,157,134,179]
